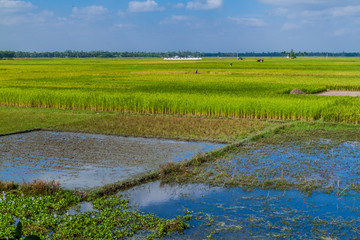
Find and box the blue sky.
[1,0,360,52]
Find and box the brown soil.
[290,89,306,95]
[316,90,360,97]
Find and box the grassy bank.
[0,106,276,143]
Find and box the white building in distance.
[164,56,202,61]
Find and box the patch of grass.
[259,121,360,144]
[0,106,97,134]
[62,113,275,143]
[0,106,275,143]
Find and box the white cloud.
[128,0,164,13]
[334,29,345,36]
[71,5,108,21]
[117,10,126,17]
[329,5,360,17]
[0,10,54,26]
[259,0,330,6]
[32,10,54,23]
[0,0,54,26]
[0,0,33,13]
[187,0,222,10]
[159,15,193,25]
[333,28,359,36]
[114,23,134,29]
[267,8,288,16]
[171,15,191,21]
[173,3,185,9]
[228,17,266,27]
[282,22,300,30]
[302,5,360,19]
[0,15,22,25]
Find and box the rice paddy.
[1,57,360,123]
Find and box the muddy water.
[0,131,224,189]
[122,181,360,239]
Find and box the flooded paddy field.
[162,139,360,191]
[115,138,360,239]
[0,131,224,189]
[121,181,360,239]
[1,121,360,239]
[203,140,360,189]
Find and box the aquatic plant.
[0,187,191,239]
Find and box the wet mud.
[0,131,224,189]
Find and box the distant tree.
[0,50,15,59]
[289,49,296,59]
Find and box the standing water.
[0,131,224,189]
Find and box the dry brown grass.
[21,179,61,195]
[0,179,61,195]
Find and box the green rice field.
[1,57,360,123]
[2,57,360,239]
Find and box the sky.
[1,0,360,52]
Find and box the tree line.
[1,50,360,59]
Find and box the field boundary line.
[87,122,291,198]
[0,128,42,137]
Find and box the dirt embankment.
[315,90,360,97]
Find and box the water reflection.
[0,131,224,189]
[206,141,360,188]
[122,181,360,239]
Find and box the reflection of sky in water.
[121,181,360,239]
[121,181,222,207]
[0,131,224,189]
[208,141,360,187]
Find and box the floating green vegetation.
[2,57,360,123]
[0,181,191,239]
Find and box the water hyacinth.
[0,188,190,239]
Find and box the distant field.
[1,57,360,123]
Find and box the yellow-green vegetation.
[0,106,96,134]
[0,106,274,143]
[1,57,360,123]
